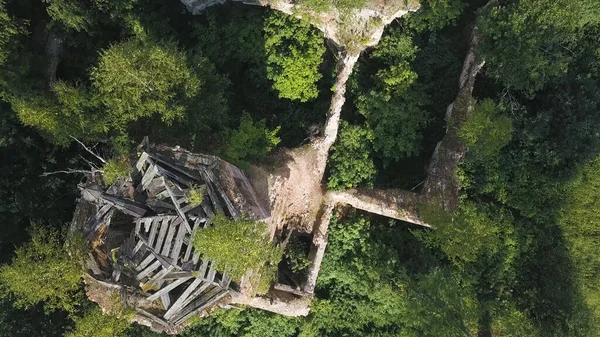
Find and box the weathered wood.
[135,152,149,174]
[147,276,193,302]
[137,260,161,280]
[164,179,193,233]
[132,240,145,256]
[146,217,161,247]
[199,169,224,214]
[170,219,188,261]
[174,289,229,325]
[202,168,238,219]
[143,265,175,292]
[183,217,203,262]
[162,271,195,280]
[168,269,218,322]
[154,216,171,252]
[161,294,171,311]
[160,218,180,256]
[219,274,231,288]
[141,164,159,191]
[136,254,156,272]
[86,253,102,275]
[163,277,204,319]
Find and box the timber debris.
[71,139,318,333]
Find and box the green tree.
[43,0,136,32]
[407,0,463,32]
[0,225,84,313]
[65,307,130,337]
[264,12,326,102]
[327,121,376,189]
[354,29,429,161]
[477,0,600,93]
[559,155,600,325]
[192,213,281,281]
[458,98,512,162]
[0,0,23,67]
[417,202,511,267]
[102,156,132,186]
[91,38,201,125]
[11,82,106,145]
[223,112,280,164]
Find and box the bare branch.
[70,136,106,164]
[40,169,102,177]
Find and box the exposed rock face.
[179,0,419,50]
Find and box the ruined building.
[71,140,319,333]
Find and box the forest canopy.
[1,0,600,336]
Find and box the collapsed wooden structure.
[72,140,272,332]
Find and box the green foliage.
[559,155,600,325]
[477,0,600,94]
[43,0,136,32]
[284,237,311,276]
[327,121,376,189]
[223,112,280,164]
[92,38,201,125]
[65,307,130,337]
[407,0,463,32]
[0,225,84,313]
[192,213,282,283]
[264,12,326,102]
[491,303,540,337]
[417,201,513,267]
[354,29,429,161]
[102,156,131,185]
[0,0,24,67]
[404,268,479,337]
[185,184,206,207]
[458,98,512,162]
[11,83,105,145]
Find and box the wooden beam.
[170,219,188,261]
[154,216,171,252]
[174,290,229,325]
[164,178,193,233]
[173,286,229,325]
[146,276,193,302]
[136,260,161,281]
[183,217,203,262]
[163,277,204,320]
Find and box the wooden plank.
[173,289,229,325]
[135,152,149,172]
[162,271,195,280]
[132,240,144,256]
[161,294,171,310]
[141,164,158,191]
[146,218,161,247]
[147,276,193,301]
[164,179,193,233]
[183,218,203,262]
[136,260,161,280]
[219,274,231,288]
[170,219,188,261]
[134,219,142,235]
[203,168,238,219]
[154,217,171,252]
[163,277,204,320]
[143,265,174,292]
[136,254,156,272]
[160,218,180,256]
[143,218,153,232]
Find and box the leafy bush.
[65,307,130,337]
[0,225,84,313]
[185,184,206,207]
[327,121,376,189]
[102,156,131,186]
[223,112,280,164]
[192,213,282,284]
[264,12,326,102]
[458,98,512,162]
[285,237,311,276]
